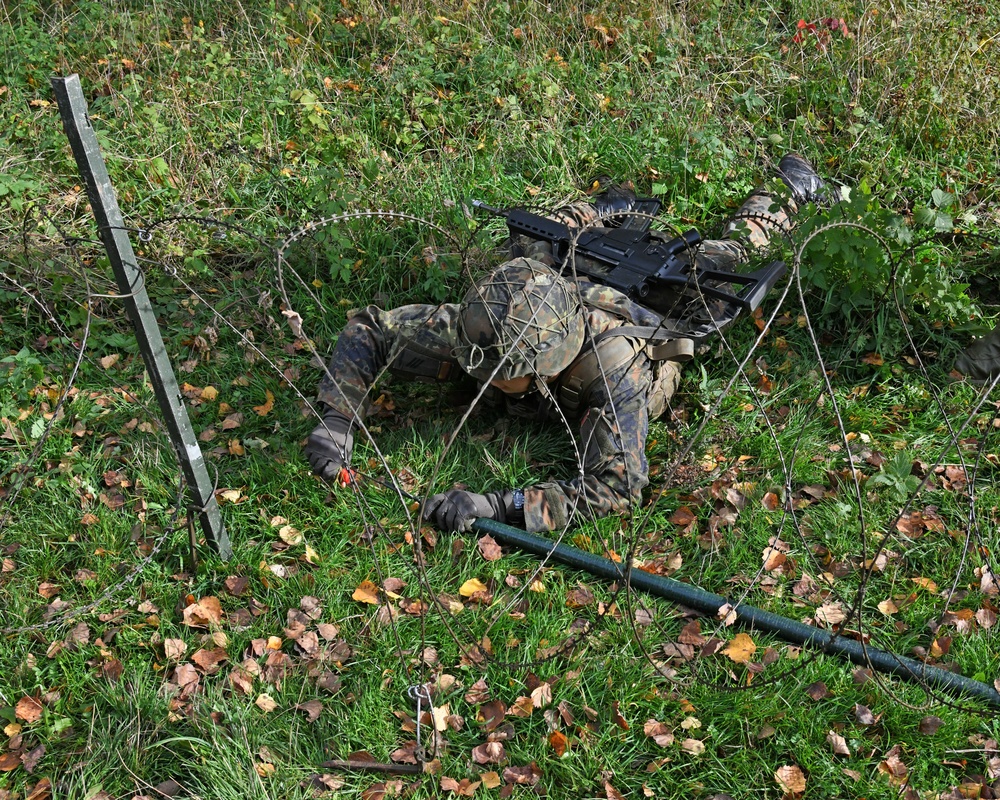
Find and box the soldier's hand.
[422,490,506,533]
[304,411,354,482]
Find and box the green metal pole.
[473,518,1000,708]
[51,74,231,559]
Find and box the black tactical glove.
[422,489,517,533]
[304,410,354,482]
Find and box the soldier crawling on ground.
[304,155,827,534]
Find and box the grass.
[3,0,1000,798]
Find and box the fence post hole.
[51,74,232,560]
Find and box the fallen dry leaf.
[826,730,851,756]
[253,390,275,416]
[255,693,278,713]
[681,738,705,755]
[721,633,756,664]
[352,580,381,605]
[643,720,675,747]
[472,741,506,764]
[774,764,807,795]
[459,578,488,598]
[15,695,43,723]
[877,745,908,786]
[548,730,568,756]
[182,597,224,628]
[163,638,188,660]
[477,535,502,561]
[918,715,942,735]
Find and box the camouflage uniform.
[316,274,680,532]
[312,154,825,532]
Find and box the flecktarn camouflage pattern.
[454,258,586,382]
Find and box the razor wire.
[1,197,999,736]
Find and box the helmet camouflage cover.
[455,258,586,382]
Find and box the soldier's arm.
[316,303,462,422]
[521,357,651,532]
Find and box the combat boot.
[775,153,827,206]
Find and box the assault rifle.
[472,199,786,341]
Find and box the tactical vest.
[554,282,693,416]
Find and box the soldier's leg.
[646,359,682,420]
[698,153,827,271]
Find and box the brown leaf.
[465,679,490,705]
[548,730,568,756]
[877,745,908,786]
[25,777,52,800]
[643,720,675,748]
[390,741,420,764]
[477,535,502,561]
[253,390,275,416]
[530,682,552,709]
[472,741,506,764]
[669,506,697,526]
[611,700,629,730]
[163,638,188,660]
[918,715,943,735]
[605,781,626,800]
[508,696,533,718]
[182,596,224,627]
[721,633,756,663]
[678,619,706,646]
[854,704,875,726]
[15,695,43,723]
[762,491,781,511]
[37,582,60,599]
[0,752,21,771]
[814,602,847,626]
[20,745,45,774]
[774,765,807,795]
[224,575,250,596]
[681,738,705,755]
[805,681,830,701]
[502,764,542,786]
[478,699,506,731]
[911,576,938,593]
[191,647,229,674]
[565,584,595,608]
[441,777,481,797]
[826,730,851,756]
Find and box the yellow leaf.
[254,390,275,416]
[459,578,488,597]
[278,525,302,545]
[352,579,381,604]
[912,577,938,593]
[721,632,756,663]
[200,386,219,401]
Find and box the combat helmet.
[455,258,586,382]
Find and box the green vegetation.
[2,1,1000,799]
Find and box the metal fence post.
[51,74,232,560]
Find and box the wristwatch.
[509,488,526,523]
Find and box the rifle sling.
[590,325,695,362]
